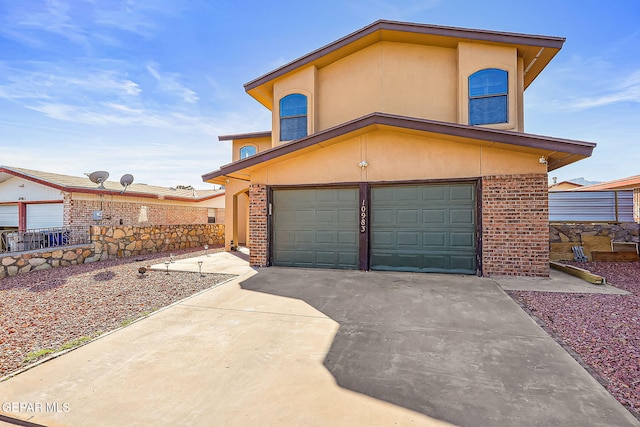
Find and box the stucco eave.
[201,112,595,182]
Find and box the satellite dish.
[88,171,109,189]
[120,174,134,193]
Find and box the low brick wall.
[550,222,640,261]
[0,224,225,278]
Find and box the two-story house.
[202,20,595,277]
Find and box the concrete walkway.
[493,268,630,294]
[0,260,637,426]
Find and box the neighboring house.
[202,20,595,277]
[548,180,583,192]
[0,166,224,232]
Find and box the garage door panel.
[316,210,334,222]
[450,209,474,223]
[315,231,334,244]
[424,210,445,224]
[273,188,358,269]
[397,209,419,223]
[338,231,357,244]
[450,185,474,201]
[397,231,419,246]
[372,230,394,246]
[423,186,446,200]
[423,231,446,247]
[450,232,474,247]
[338,209,357,223]
[371,183,476,274]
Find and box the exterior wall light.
[359,160,369,169]
[539,156,548,165]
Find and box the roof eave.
[201,112,595,181]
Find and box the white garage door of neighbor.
[26,204,64,229]
[0,205,19,227]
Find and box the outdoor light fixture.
[164,261,170,275]
[539,156,548,165]
[170,253,175,263]
[359,160,369,169]
[198,260,204,277]
[204,245,209,256]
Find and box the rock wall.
[0,224,225,278]
[550,222,640,261]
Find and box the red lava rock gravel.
[510,261,640,417]
[0,247,234,378]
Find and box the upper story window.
[469,69,508,126]
[239,145,257,159]
[280,94,307,141]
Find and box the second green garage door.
[370,183,477,274]
[272,188,359,269]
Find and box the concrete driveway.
[1,266,638,426]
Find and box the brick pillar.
[481,174,549,277]
[249,184,268,267]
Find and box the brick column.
[481,174,549,277]
[249,184,268,267]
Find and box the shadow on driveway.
[240,267,639,427]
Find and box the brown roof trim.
[0,167,219,203]
[201,112,595,181]
[244,19,565,92]
[218,131,271,141]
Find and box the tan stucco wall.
[272,66,317,146]
[232,135,273,162]
[267,40,524,139]
[457,42,520,131]
[316,42,458,131]
[223,180,250,249]
[249,130,546,185]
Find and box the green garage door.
[370,183,476,274]
[272,188,359,269]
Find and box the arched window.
[239,145,257,159]
[279,94,307,141]
[468,69,508,125]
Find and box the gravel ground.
[510,261,640,417]
[0,247,234,378]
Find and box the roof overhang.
[245,20,565,109]
[202,112,595,184]
[0,167,217,202]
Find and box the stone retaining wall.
[0,224,224,278]
[550,222,640,261]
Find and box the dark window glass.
[469,69,508,125]
[280,94,307,141]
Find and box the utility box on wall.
[92,210,103,221]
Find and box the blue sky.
[0,0,638,188]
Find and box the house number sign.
[360,199,367,233]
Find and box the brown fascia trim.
[0,167,204,203]
[219,131,271,141]
[244,19,565,92]
[201,112,595,181]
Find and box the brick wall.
[481,174,549,277]
[249,184,268,267]
[67,198,208,228]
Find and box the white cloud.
[146,64,199,104]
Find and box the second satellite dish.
[120,174,134,193]
[88,171,109,189]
